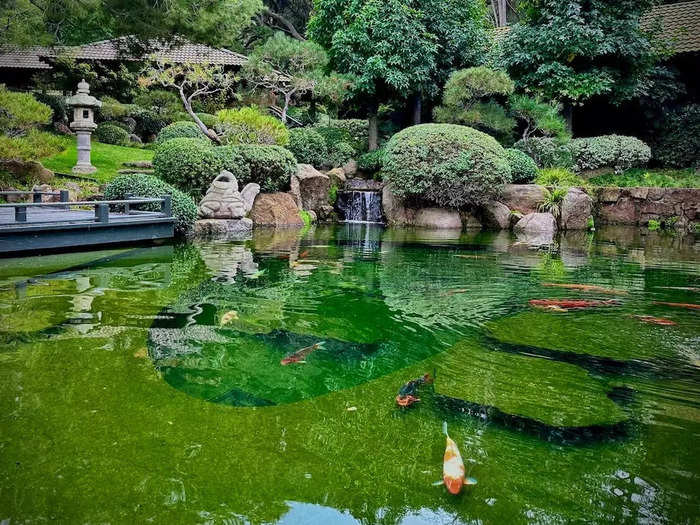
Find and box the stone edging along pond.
[382,184,700,232]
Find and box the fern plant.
[538,187,567,218]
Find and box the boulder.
[128,134,143,144]
[514,212,557,234]
[413,207,462,229]
[198,171,246,219]
[461,211,482,229]
[482,201,511,230]
[345,178,384,191]
[560,188,593,230]
[501,184,546,215]
[291,164,330,212]
[194,218,253,237]
[240,183,261,213]
[342,159,358,177]
[250,193,305,228]
[0,160,53,184]
[598,197,637,224]
[382,184,416,226]
[509,211,524,229]
[326,168,347,187]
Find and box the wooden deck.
[0,194,175,255]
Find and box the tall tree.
[500,0,661,111]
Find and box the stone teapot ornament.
[198,171,260,219]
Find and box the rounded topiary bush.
[215,107,289,146]
[383,124,511,207]
[95,123,130,145]
[287,128,327,167]
[327,141,355,168]
[505,148,538,183]
[513,137,573,169]
[570,135,651,173]
[236,145,297,192]
[214,145,252,182]
[156,121,206,144]
[104,174,197,235]
[153,137,223,195]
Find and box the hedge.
[505,148,538,183]
[235,145,297,192]
[570,135,651,173]
[214,145,252,183]
[95,123,130,145]
[215,107,289,146]
[383,124,511,207]
[287,128,327,167]
[104,174,197,235]
[156,121,207,144]
[153,138,223,195]
[513,137,573,169]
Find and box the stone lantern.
[67,79,101,174]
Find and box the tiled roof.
[641,0,700,54]
[0,37,248,70]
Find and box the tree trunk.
[368,113,379,151]
[411,94,422,125]
[563,103,573,134]
[281,94,291,124]
[180,90,221,144]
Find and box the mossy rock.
[431,340,627,429]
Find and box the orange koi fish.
[280,342,325,365]
[299,250,310,259]
[442,422,476,494]
[653,301,700,311]
[631,315,677,326]
[530,299,620,310]
[396,373,433,407]
[542,283,628,295]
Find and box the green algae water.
[1,225,698,523]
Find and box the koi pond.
[1,225,698,523]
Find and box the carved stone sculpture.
[198,171,260,219]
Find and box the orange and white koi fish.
[442,422,476,494]
[280,342,325,365]
[219,310,239,326]
[653,301,700,310]
[631,315,677,326]
[542,283,628,295]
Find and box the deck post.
[161,195,172,217]
[15,206,27,222]
[60,190,69,202]
[32,192,42,203]
[124,193,132,215]
[95,203,109,223]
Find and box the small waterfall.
[336,191,383,223]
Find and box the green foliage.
[235,145,297,192]
[0,87,52,136]
[514,137,573,169]
[535,168,585,189]
[383,124,511,207]
[215,107,289,146]
[195,113,216,128]
[538,187,567,218]
[500,0,660,105]
[321,119,368,152]
[588,168,699,189]
[156,122,207,144]
[328,184,338,205]
[0,130,69,161]
[505,148,538,183]
[653,105,700,169]
[647,219,660,231]
[358,148,387,173]
[98,97,130,121]
[33,93,68,124]
[570,135,651,173]
[442,67,514,106]
[104,174,197,236]
[129,107,167,139]
[94,123,130,146]
[212,146,252,183]
[133,89,182,121]
[153,138,223,195]
[509,94,570,142]
[287,128,327,167]
[299,209,312,227]
[327,141,354,168]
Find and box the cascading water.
[336,190,383,223]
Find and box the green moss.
[647,219,661,231]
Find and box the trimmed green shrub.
[34,92,68,123]
[287,128,327,166]
[505,148,538,183]
[0,130,69,161]
[105,120,131,132]
[236,145,297,192]
[324,119,368,152]
[383,124,511,207]
[215,107,289,146]
[95,123,130,145]
[104,174,197,236]
[153,138,223,195]
[327,141,354,168]
[133,90,182,120]
[195,113,216,128]
[129,107,167,140]
[98,97,131,121]
[0,87,52,136]
[570,135,651,173]
[213,145,252,182]
[156,121,206,144]
[514,137,573,169]
[358,148,387,173]
[653,105,700,168]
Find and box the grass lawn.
[588,168,699,188]
[41,139,154,184]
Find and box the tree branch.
[263,9,305,41]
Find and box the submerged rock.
[514,212,557,234]
[250,193,305,228]
[482,201,511,230]
[413,207,462,229]
[560,188,593,230]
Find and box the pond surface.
[0,225,698,523]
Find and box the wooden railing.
[0,189,70,203]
